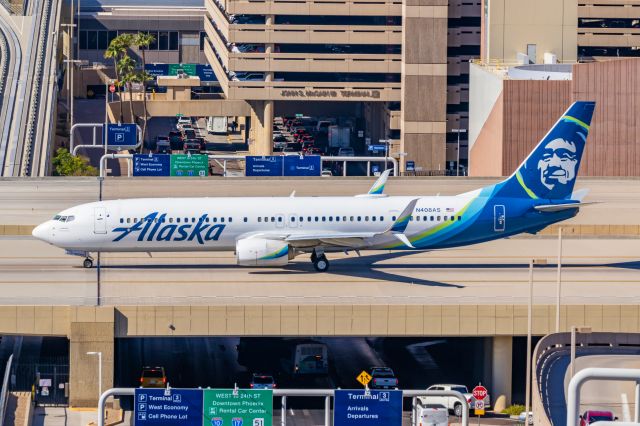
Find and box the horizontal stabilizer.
[393,233,414,248]
[534,202,596,212]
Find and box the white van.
[414,403,448,426]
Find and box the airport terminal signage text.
[132,154,209,177]
[333,390,402,426]
[145,64,217,82]
[135,388,203,426]
[134,389,271,426]
[104,124,137,148]
[246,156,321,177]
[133,154,171,177]
[280,89,381,99]
[203,389,273,426]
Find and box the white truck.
[328,125,351,148]
[418,384,490,417]
[207,116,228,135]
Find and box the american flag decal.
[446,207,454,212]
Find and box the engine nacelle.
[236,238,291,266]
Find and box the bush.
[52,148,97,176]
[502,404,526,416]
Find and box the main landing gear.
[83,257,94,268]
[311,250,329,272]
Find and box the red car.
[293,128,307,139]
[299,134,315,144]
[304,147,323,155]
[579,410,616,426]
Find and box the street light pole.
[556,227,563,332]
[525,258,547,420]
[86,351,102,401]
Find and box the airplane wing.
[246,198,419,249]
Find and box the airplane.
[32,101,596,272]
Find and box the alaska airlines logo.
[112,212,225,244]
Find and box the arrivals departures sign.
[333,390,402,426]
[134,388,272,426]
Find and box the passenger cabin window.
[243,217,248,222]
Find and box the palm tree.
[134,32,156,151]
[117,54,136,124]
[104,38,126,122]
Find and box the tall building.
[203,0,481,173]
[469,0,640,177]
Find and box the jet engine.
[236,238,292,266]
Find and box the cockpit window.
[66,216,75,222]
[53,215,61,220]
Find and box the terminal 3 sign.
[280,89,381,99]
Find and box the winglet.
[388,198,419,234]
[367,169,391,195]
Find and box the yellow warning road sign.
[356,370,372,386]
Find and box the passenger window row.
[117,215,463,225]
[119,217,235,224]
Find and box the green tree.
[134,32,156,151]
[117,54,137,125]
[104,36,128,122]
[52,148,97,176]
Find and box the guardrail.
[98,153,397,177]
[567,368,640,426]
[0,354,14,426]
[97,387,469,426]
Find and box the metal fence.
[11,357,69,406]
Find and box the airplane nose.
[32,222,50,243]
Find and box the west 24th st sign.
[135,388,272,426]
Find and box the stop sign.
[472,385,487,400]
[109,84,116,93]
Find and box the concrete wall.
[482,0,577,64]
[400,1,448,172]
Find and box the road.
[1,177,640,225]
[0,236,639,305]
[540,350,640,426]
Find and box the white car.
[176,117,192,130]
[418,384,490,417]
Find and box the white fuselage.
[33,193,479,253]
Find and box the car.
[183,140,202,154]
[182,129,197,140]
[156,139,171,154]
[519,411,533,425]
[420,384,491,417]
[250,374,276,390]
[338,147,355,157]
[304,147,323,155]
[299,135,315,145]
[321,168,332,177]
[293,128,307,139]
[416,403,448,426]
[168,131,183,150]
[176,116,192,130]
[368,367,398,389]
[140,367,166,388]
[580,410,617,426]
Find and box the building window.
[79,30,118,50]
[142,31,179,51]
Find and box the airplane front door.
[494,204,505,232]
[94,207,107,234]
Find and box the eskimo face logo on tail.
[112,212,225,244]
[537,138,578,190]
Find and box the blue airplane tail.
[501,101,596,200]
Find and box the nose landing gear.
[311,249,329,272]
[83,257,94,268]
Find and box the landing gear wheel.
[313,255,329,272]
[83,258,94,269]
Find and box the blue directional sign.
[246,156,283,177]
[105,124,137,148]
[367,144,387,153]
[334,390,402,426]
[133,154,171,177]
[406,161,415,172]
[284,155,321,176]
[196,64,217,82]
[134,388,203,426]
[145,63,170,78]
